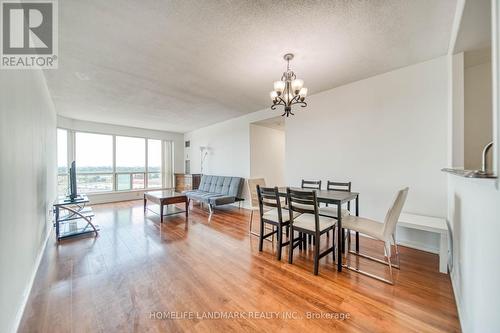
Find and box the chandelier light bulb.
[270,91,278,101]
[274,81,285,93]
[299,87,308,98]
[292,79,304,94]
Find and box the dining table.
[277,187,360,272]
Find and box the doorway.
[249,116,286,187]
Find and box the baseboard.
[450,269,466,333]
[396,239,439,254]
[11,228,51,333]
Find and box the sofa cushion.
[198,175,243,197]
[185,190,223,203]
[187,176,243,207]
[208,196,237,206]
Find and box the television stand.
[53,194,99,241]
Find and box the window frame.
[57,128,172,195]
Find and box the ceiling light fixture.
[270,53,307,117]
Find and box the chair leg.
[343,237,396,285]
[277,226,283,261]
[332,227,336,262]
[249,210,253,234]
[392,234,400,267]
[342,229,346,253]
[313,233,320,275]
[258,219,264,252]
[385,244,394,284]
[288,227,294,264]
[346,229,351,267]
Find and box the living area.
[1,1,500,333]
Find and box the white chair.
[342,187,409,284]
[247,178,274,242]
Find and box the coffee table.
[144,190,188,223]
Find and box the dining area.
[247,179,409,285]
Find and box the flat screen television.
[69,161,78,201]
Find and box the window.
[147,139,162,188]
[116,136,145,172]
[57,129,68,196]
[75,132,113,192]
[57,129,170,194]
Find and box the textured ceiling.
[46,0,457,133]
[454,0,491,54]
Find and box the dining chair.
[342,187,409,284]
[257,186,301,260]
[247,178,274,242]
[287,188,336,275]
[301,179,322,190]
[301,180,322,245]
[319,181,352,241]
[319,181,352,218]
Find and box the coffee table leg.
[160,203,164,223]
[143,195,147,213]
[185,200,189,219]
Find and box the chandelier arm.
[287,95,300,105]
[270,96,287,110]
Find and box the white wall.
[0,70,57,333]
[250,124,285,186]
[285,56,449,252]
[464,61,493,169]
[186,56,449,252]
[447,175,500,332]
[184,108,277,202]
[57,116,185,204]
[445,4,500,331]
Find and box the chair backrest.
[327,181,351,192]
[257,186,283,221]
[327,181,352,209]
[301,179,322,190]
[382,187,410,239]
[287,187,320,231]
[247,178,266,208]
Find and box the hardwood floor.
[19,200,460,332]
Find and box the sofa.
[184,175,244,213]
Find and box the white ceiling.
[46,0,457,133]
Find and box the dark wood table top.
[144,190,186,200]
[277,187,358,203]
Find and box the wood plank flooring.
[19,200,460,332]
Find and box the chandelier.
[270,53,308,117]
